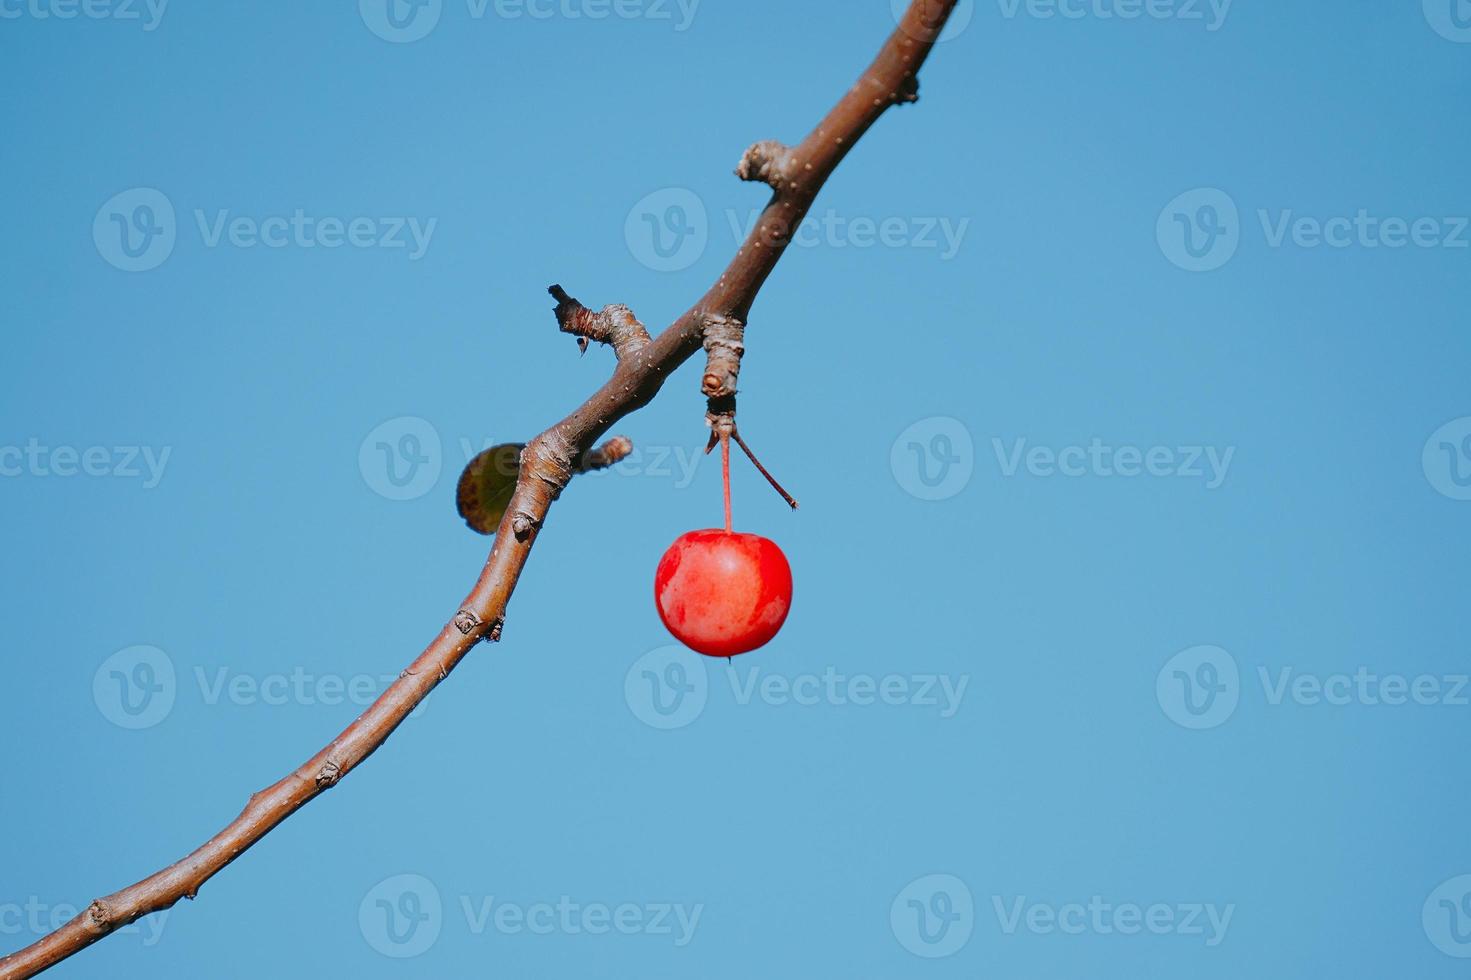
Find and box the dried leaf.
[456,443,524,535]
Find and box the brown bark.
[0,3,961,975]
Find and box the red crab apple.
[655,529,793,658]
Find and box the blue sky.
[2,1,1470,977]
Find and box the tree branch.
[0,3,961,975]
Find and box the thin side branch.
[575,435,635,473]
[0,3,960,976]
[549,284,650,359]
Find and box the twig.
[0,3,961,975]
[732,429,800,510]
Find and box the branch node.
[511,512,537,540]
[314,761,342,789]
[705,396,738,440]
[452,609,481,636]
[701,314,745,400]
[488,618,505,643]
[83,902,113,936]
[736,140,791,189]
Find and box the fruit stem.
[732,429,799,510]
[721,433,733,533]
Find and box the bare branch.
[0,3,961,976]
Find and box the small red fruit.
[655,529,793,658]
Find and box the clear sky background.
[3,1,1470,977]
